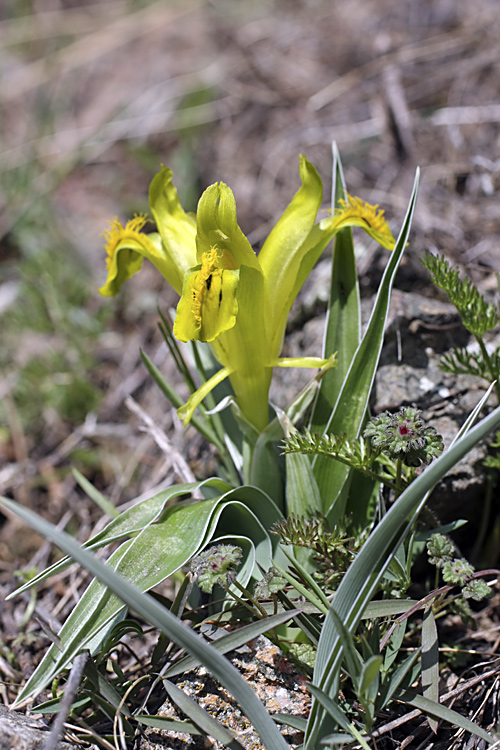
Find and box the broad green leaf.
[11,483,281,706]
[285,449,322,518]
[250,437,284,513]
[361,600,418,619]
[310,142,360,434]
[303,402,500,749]
[359,655,383,696]
[220,484,285,559]
[279,412,322,518]
[12,496,221,706]
[8,481,218,598]
[313,169,420,522]
[0,498,289,750]
[382,621,407,674]
[272,715,307,732]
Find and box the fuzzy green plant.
[283,406,444,501]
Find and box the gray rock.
[139,636,309,750]
[0,706,77,750]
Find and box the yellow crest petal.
[99,215,152,296]
[103,214,148,265]
[319,194,396,250]
[173,247,239,343]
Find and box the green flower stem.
[227,581,284,646]
[226,580,269,619]
[476,336,500,401]
[394,456,404,499]
[272,563,329,615]
[311,449,398,492]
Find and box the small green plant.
[283,406,444,500]
[3,149,500,749]
[422,251,500,401]
[427,532,493,606]
[423,252,500,566]
[271,513,359,591]
[1,243,105,436]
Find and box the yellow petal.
[177,366,232,426]
[100,215,152,296]
[173,247,239,343]
[272,353,337,369]
[149,166,197,294]
[319,194,396,250]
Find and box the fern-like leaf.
[422,252,499,337]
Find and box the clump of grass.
[1,217,107,443]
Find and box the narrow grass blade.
[310,142,360,434]
[73,468,119,519]
[135,715,201,734]
[272,715,307,732]
[140,350,223,450]
[307,684,372,749]
[379,649,420,709]
[313,169,420,521]
[0,498,290,750]
[398,691,495,745]
[421,606,439,732]
[276,590,323,645]
[165,609,301,678]
[163,679,245,749]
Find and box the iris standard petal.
[149,167,197,294]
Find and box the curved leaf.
[0,498,289,750]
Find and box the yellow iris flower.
[100,157,395,431]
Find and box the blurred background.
[1,0,500,567]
